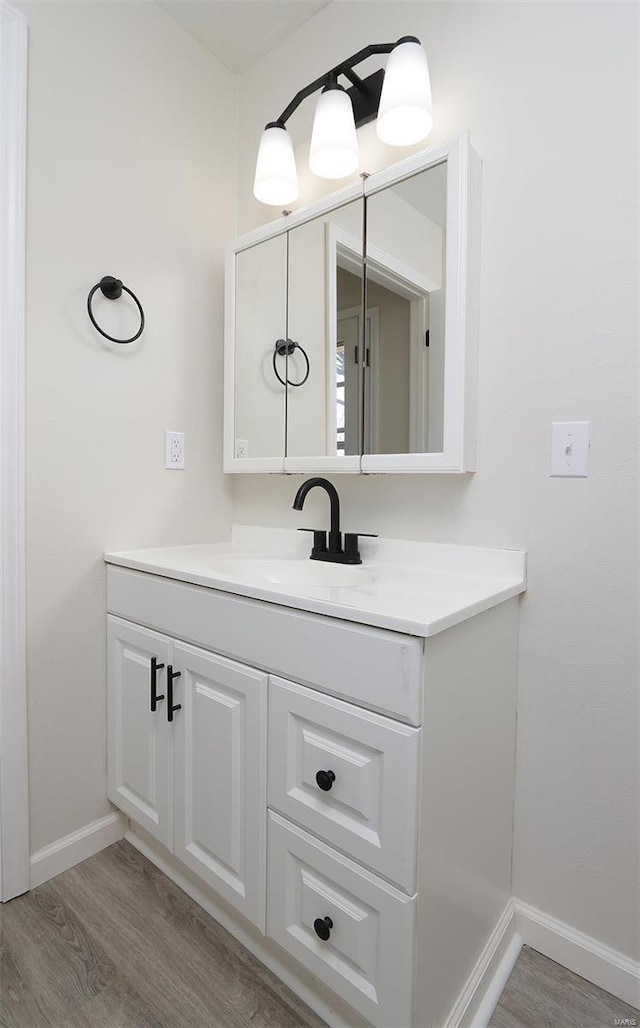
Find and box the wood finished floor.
[1,841,638,1028]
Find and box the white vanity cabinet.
[106,547,524,1028]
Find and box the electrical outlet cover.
[165,430,185,469]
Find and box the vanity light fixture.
[253,122,299,206]
[376,38,433,145]
[253,36,432,205]
[309,80,359,179]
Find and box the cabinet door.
[172,642,268,931]
[107,617,172,848]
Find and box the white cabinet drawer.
[267,812,415,1028]
[268,677,420,893]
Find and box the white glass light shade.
[253,124,299,206]
[309,87,359,180]
[376,39,433,146]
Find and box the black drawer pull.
[313,916,333,941]
[315,770,335,792]
[150,657,165,712]
[167,665,182,722]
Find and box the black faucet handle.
[344,532,378,562]
[297,528,327,554]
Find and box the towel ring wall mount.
[87,275,145,344]
[272,338,310,387]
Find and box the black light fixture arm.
[273,37,420,128]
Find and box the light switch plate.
[550,421,589,477]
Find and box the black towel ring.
[272,338,310,388]
[87,275,145,344]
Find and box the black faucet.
[292,477,376,565]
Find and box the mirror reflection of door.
[364,161,447,455]
[335,312,357,455]
[335,273,380,455]
[335,256,365,456]
[335,305,379,455]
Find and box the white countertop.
[104,525,526,638]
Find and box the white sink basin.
[197,556,374,589]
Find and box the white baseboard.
[444,900,523,1028]
[515,899,640,1011]
[30,810,127,889]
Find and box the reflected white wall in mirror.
[364,161,446,455]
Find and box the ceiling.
[155,1,332,73]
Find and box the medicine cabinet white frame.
[224,131,481,475]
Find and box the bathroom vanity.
[105,528,525,1028]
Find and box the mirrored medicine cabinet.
[224,132,481,474]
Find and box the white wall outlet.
[550,421,589,477]
[235,439,249,458]
[165,430,185,469]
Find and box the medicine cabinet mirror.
[224,132,480,474]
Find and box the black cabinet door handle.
[313,916,333,941]
[150,657,165,712]
[167,665,182,722]
[315,770,335,792]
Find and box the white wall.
[20,1,236,852]
[233,1,639,962]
